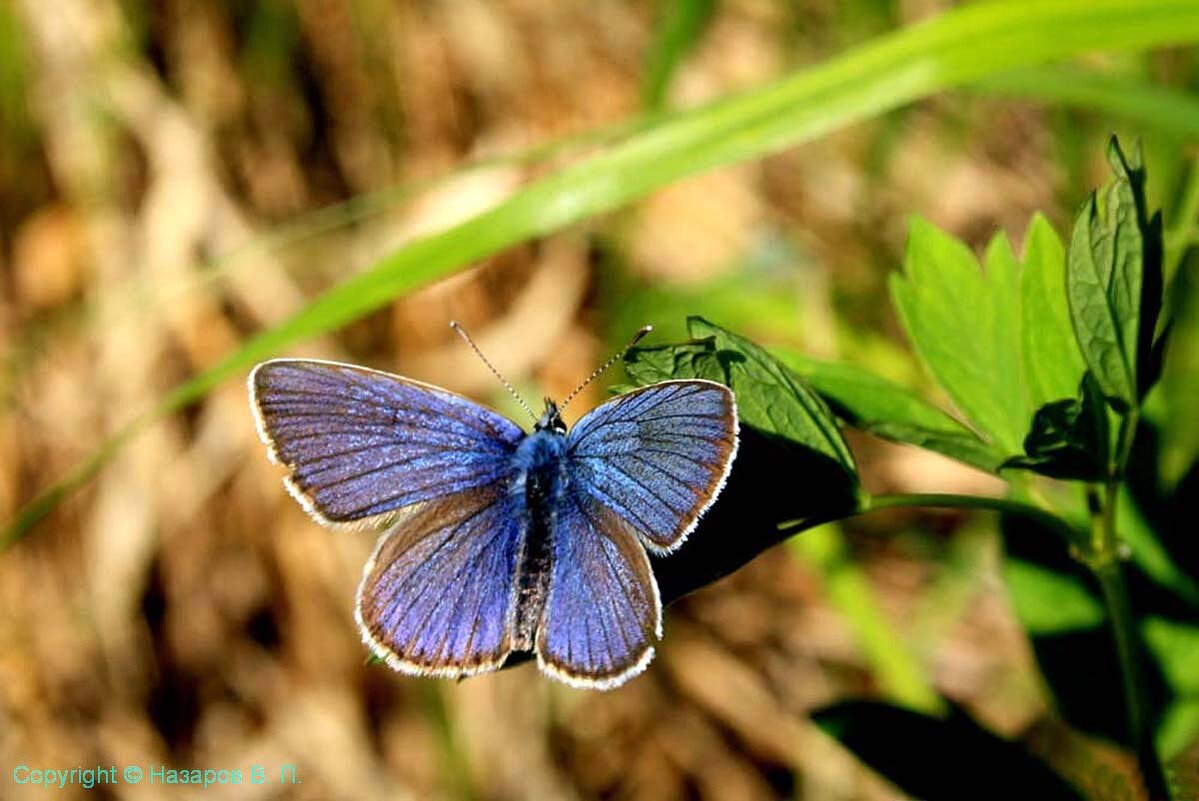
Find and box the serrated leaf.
[890,219,1028,454]
[1065,137,1156,410]
[619,337,725,385]
[621,325,863,600]
[812,701,1087,801]
[1004,373,1109,481]
[688,318,858,478]
[773,348,1005,473]
[623,319,858,482]
[1019,213,1088,409]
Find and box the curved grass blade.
[8,0,1199,545]
[971,66,1199,141]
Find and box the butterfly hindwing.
[249,359,525,527]
[356,486,524,675]
[535,485,660,688]
[566,380,738,553]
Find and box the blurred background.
[0,0,1196,799]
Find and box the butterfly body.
[249,358,738,689]
[508,412,569,650]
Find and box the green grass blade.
[8,0,1199,545]
[972,66,1199,140]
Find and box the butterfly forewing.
[566,380,738,553]
[535,486,660,688]
[250,359,525,526]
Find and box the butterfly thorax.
[510,428,568,651]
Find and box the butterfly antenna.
[450,321,538,423]
[560,325,653,412]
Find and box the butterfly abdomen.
[511,431,568,651]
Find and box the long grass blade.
[972,66,1199,139]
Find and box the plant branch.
[863,492,1084,547]
[1093,559,1168,799]
[867,486,1169,798]
[1083,406,1170,800]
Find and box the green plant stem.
[1083,407,1171,800]
[869,487,1168,796]
[1093,559,1169,800]
[863,492,1084,548]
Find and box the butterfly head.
[534,399,567,435]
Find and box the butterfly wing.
[250,359,530,676]
[535,484,660,688]
[356,486,524,675]
[566,380,738,553]
[249,359,525,527]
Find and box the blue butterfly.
[248,325,738,689]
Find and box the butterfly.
[247,324,738,689]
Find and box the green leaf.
[1143,617,1199,696]
[1117,482,1199,607]
[11,0,1199,544]
[624,318,858,483]
[773,348,1006,473]
[1142,618,1199,757]
[1065,136,1161,410]
[1157,699,1199,759]
[890,220,1027,453]
[812,701,1087,801]
[1001,559,1105,634]
[690,318,858,478]
[1004,373,1109,481]
[1019,213,1088,409]
[622,338,725,385]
